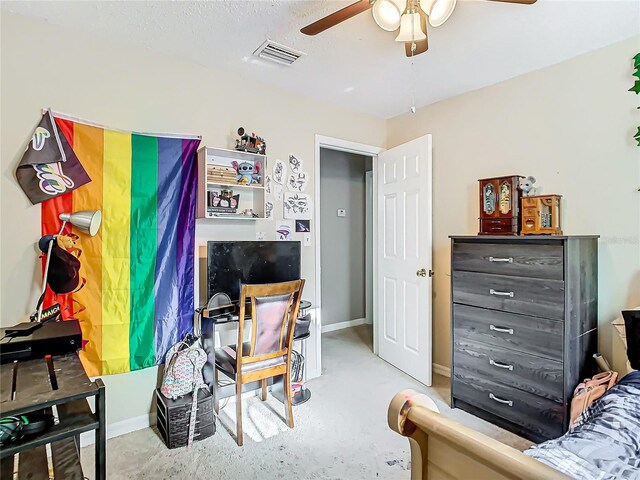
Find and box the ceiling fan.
[300,0,537,58]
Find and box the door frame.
[309,135,384,380]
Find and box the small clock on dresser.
[478,175,524,236]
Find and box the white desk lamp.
[36,210,102,323]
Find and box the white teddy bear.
[519,176,539,196]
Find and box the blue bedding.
[525,371,640,479]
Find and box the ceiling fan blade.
[300,0,373,36]
[405,9,428,57]
[485,0,537,4]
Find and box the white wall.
[387,36,640,374]
[0,12,386,427]
[319,149,371,327]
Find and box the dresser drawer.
[452,369,564,440]
[452,242,563,280]
[453,304,563,361]
[452,271,565,321]
[453,338,564,402]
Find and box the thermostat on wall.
[337,209,346,217]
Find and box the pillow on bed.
[622,310,640,370]
[525,371,640,479]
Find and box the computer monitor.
[206,241,301,302]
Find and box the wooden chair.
[213,280,305,446]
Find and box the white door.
[376,135,432,386]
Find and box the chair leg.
[284,367,294,428]
[213,367,220,414]
[236,379,243,446]
[260,379,267,401]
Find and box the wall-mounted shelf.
[203,214,269,221]
[206,181,265,191]
[197,146,268,220]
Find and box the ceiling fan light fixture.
[426,0,456,27]
[395,12,426,42]
[372,0,406,31]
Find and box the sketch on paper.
[276,221,293,241]
[287,172,308,192]
[289,154,303,174]
[274,184,284,201]
[284,192,312,220]
[273,159,286,184]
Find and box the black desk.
[0,354,106,480]
[201,301,312,404]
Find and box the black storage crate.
[155,388,215,449]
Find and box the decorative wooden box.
[478,175,524,235]
[521,194,563,235]
[155,388,215,449]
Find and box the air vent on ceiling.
[253,39,305,66]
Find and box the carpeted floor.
[81,325,532,479]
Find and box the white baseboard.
[321,317,368,333]
[433,363,451,378]
[80,412,156,447]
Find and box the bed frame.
[388,390,571,480]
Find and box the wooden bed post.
[388,390,571,480]
[388,389,438,480]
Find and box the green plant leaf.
[630,81,640,94]
[635,127,640,147]
[634,53,640,68]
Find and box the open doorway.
[309,134,432,385]
[308,135,382,380]
[319,147,374,353]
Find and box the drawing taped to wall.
[274,183,284,201]
[284,192,312,220]
[287,171,309,192]
[295,220,310,232]
[265,201,274,219]
[273,159,287,184]
[265,175,272,194]
[276,220,293,241]
[289,153,303,174]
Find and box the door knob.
[417,268,427,277]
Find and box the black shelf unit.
[0,354,106,480]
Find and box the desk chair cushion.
[214,342,285,376]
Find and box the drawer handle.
[489,256,513,263]
[490,359,514,371]
[490,325,514,335]
[489,289,514,297]
[489,393,513,407]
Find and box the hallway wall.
[320,149,372,327]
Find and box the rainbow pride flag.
[41,116,200,376]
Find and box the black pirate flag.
[15,110,90,204]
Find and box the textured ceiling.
[3,0,639,119]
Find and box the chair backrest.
[236,280,305,372]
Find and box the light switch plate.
[337,209,346,217]
[304,233,312,246]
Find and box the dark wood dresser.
[450,236,598,442]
